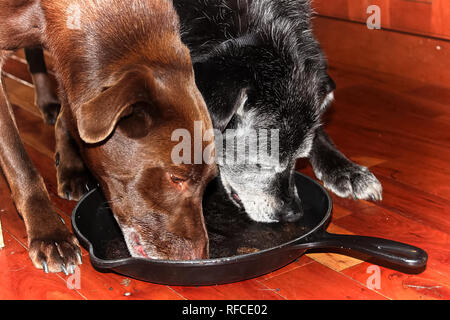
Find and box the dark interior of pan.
[72,173,427,286]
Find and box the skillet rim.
[71,172,332,268]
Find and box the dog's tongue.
[135,245,149,258]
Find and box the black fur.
[174,0,382,221]
[175,0,332,147]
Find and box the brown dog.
[0,0,216,273]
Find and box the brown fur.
[0,0,216,272]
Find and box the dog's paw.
[57,158,95,201]
[29,230,82,274]
[320,164,383,201]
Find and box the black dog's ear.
[194,57,250,132]
[191,34,262,131]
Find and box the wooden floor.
[0,48,449,300]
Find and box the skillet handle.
[297,232,428,269]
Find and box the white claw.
[77,252,83,265]
[42,261,49,274]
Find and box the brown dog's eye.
[170,174,187,190]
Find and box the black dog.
[174,0,382,222]
[26,0,382,225]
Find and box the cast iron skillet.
[72,173,427,286]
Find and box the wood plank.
[313,0,450,40]
[432,0,450,39]
[3,57,33,84]
[373,158,450,199]
[331,85,450,148]
[61,264,185,300]
[0,232,84,300]
[258,256,315,281]
[337,205,450,300]
[342,261,450,300]
[319,120,450,235]
[325,121,450,184]
[390,0,434,37]
[4,53,60,91]
[13,104,55,159]
[321,78,450,211]
[0,174,30,245]
[261,261,387,300]
[324,81,450,230]
[312,16,450,88]
[403,84,450,107]
[334,205,450,274]
[2,76,42,119]
[313,0,349,19]
[370,175,450,236]
[0,217,4,249]
[170,279,286,300]
[306,224,368,272]
[348,0,392,27]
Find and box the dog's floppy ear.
[192,36,262,131]
[194,57,250,132]
[76,71,150,144]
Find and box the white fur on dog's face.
[217,102,309,223]
[220,165,286,223]
[320,92,334,111]
[216,82,335,223]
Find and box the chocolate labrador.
[0,0,216,273]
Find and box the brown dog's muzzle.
[117,206,209,261]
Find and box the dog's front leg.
[309,127,383,201]
[55,106,96,201]
[0,51,81,273]
[25,47,61,125]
